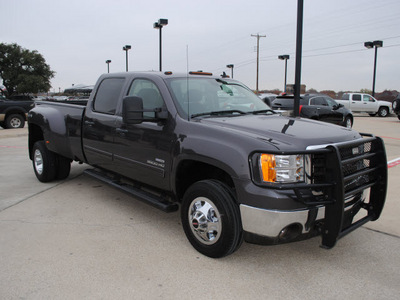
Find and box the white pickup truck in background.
[336,93,392,117]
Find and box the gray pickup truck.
[28,71,387,257]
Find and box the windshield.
[165,78,270,118]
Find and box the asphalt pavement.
[0,115,399,299]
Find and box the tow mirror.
[123,96,144,125]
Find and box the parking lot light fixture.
[226,64,234,78]
[106,60,111,73]
[278,55,290,93]
[123,45,131,72]
[154,18,168,71]
[364,40,383,97]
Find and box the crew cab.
[271,93,354,128]
[0,94,35,128]
[28,71,387,258]
[336,93,392,117]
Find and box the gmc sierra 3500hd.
[28,71,387,258]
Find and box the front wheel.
[181,180,243,258]
[344,116,353,128]
[378,107,389,117]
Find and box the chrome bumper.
[240,204,325,238]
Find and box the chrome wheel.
[345,117,352,128]
[188,197,221,245]
[10,117,22,128]
[34,149,44,175]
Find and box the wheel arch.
[173,157,236,203]
[28,123,44,160]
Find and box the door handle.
[116,128,128,134]
[84,120,95,126]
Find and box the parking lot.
[1,115,399,299]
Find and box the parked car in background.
[258,93,277,107]
[271,94,354,128]
[7,95,34,101]
[0,95,35,128]
[392,94,400,120]
[336,93,392,117]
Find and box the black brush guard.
[320,134,387,248]
[255,133,387,248]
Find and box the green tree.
[0,43,55,96]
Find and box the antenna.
[186,45,190,121]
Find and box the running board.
[84,169,179,213]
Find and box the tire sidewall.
[378,107,388,117]
[6,114,25,129]
[181,180,242,258]
[344,116,352,128]
[32,141,57,182]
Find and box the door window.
[93,78,125,114]
[127,79,164,118]
[310,97,327,106]
[352,94,361,101]
[363,95,374,102]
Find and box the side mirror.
[123,96,144,125]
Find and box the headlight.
[259,154,305,183]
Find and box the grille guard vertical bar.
[320,146,344,248]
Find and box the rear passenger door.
[82,77,126,170]
[349,94,364,111]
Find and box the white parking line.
[388,157,400,169]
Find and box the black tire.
[397,114,400,121]
[369,113,377,117]
[56,155,71,180]
[378,107,389,117]
[393,99,400,113]
[5,114,25,128]
[344,116,353,128]
[181,180,243,258]
[32,141,57,182]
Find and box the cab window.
[352,94,362,101]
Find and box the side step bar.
[84,169,179,213]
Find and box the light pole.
[278,55,290,93]
[106,60,111,73]
[364,40,383,97]
[123,45,131,72]
[226,64,234,78]
[251,34,266,93]
[153,18,168,71]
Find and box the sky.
[1,0,400,94]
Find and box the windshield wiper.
[191,110,247,118]
[249,109,276,115]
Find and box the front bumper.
[240,204,325,244]
[241,134,387,248]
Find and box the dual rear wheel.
[32,141,71,182]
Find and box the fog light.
[278,223,303,241]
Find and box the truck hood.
[199,114,361,151]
